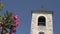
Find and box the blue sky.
[1,0,60,34]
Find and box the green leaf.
[3,27,8,32]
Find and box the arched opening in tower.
[39,32,44,34]
[38,16,46,26]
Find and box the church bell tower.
[30,10,53,34]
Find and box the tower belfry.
[30,10,53,34]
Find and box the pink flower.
[11,14,20,27]
[0,27,2,32]
[14,20,20,27]
[12,15,18,20]
[11,27,16,33]
[4,18,7,20]
[0,23,2,32]
[15,21,19,26]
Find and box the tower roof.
[32,10,53,14]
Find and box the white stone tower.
[30,10,53,34]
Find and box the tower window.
[38,16,46,26]
[39,32,44,34]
